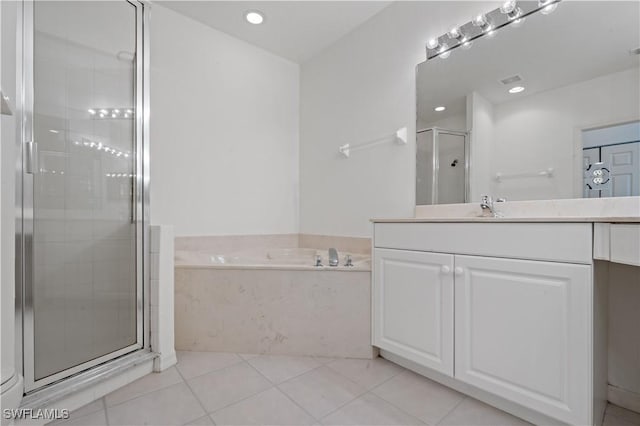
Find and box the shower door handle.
[25,141,38,174]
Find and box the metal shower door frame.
[18,0,151,393]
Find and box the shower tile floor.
[49,351,640,426]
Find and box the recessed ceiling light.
[49,129,59,134]
[434,106,446,112]
[245,10,265,25]
[509,86,525,94]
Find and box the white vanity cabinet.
[454,255,592,425]
[372,221,602,426]
[373,249,454,375]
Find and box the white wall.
[490,68,640,201]
[299,1,496,237]
[468,92,494,202]
[150,5,300,236]
[418,112,466,133]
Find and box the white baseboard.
[153,351,177,372]
[609,385,640,414]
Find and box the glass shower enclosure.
[20,0,148,392]
[416,128,468,205]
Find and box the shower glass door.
[24,0,144,391]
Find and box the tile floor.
[48,352,640,426]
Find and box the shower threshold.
[20,350,157,411]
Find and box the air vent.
[629,47,640,55]
[499,75,523,85]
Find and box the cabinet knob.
[441,265,451,274]
[454,267,464,276]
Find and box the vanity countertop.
[371,217,640,223]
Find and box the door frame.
[17,0,151,393]
[572,117,640,198]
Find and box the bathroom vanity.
[371,217,640,426]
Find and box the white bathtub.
[174,246,373,358]
[175,247,370,271]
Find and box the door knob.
[441,265,450,274]
[454,267,464,276]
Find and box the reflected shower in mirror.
[416,1,640,205]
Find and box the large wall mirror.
[416,1,640,205]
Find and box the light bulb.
[88,109,96,115]
[439,43,451,59]
[500,0,517,14]
[472,14,488,27]
[448,27,461,39]
[244,10,264,24]
[512,16,526,27]
[538,0,557,14]
[507,7,523,20]
[426,38,439,49]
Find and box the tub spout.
[328,248,339,267]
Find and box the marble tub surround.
[175,247,370,271]
[413,196,640,222]
[175,268,373,358]
[175,233,371,254]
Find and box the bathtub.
[175,247,370,270]
[174,245,374,359]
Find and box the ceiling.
[417,1,640,125]
[158,1,393,63]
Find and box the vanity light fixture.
[244,10,265,25]
[509,86,525,94]
[425,0,561,60]
[434,106,446,112]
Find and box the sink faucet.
[480,195,507,217]
[328,248,339,267]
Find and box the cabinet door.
[373,248,454,375]
[454,255,592,425]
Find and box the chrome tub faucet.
[328,248,339,267]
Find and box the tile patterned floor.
[48,351,640,426]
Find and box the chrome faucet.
[480,195,507,217]
[344,254,353,267]
[315,255,323,267]
[328,248,339,267]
